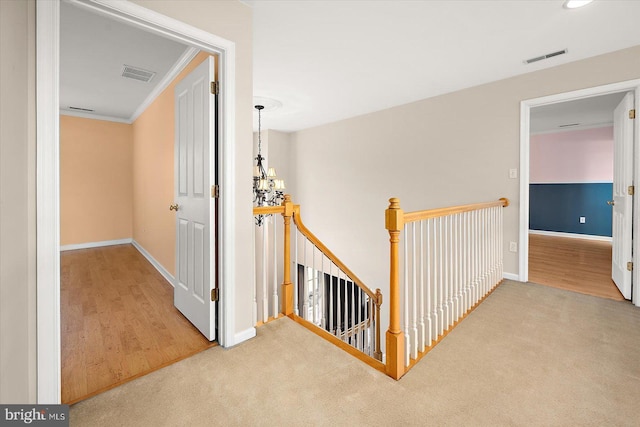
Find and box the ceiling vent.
[68,106,94,112]
[524,49,568,64]
[121,65,156,83]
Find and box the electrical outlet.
[579,216,586,224]
[509,241,518,252]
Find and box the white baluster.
[403,225,410,367]
[462,212,468,313]
[329,262,334,334]
[312,246,317,324]
[411,223,418,360]
[336,268,342,338]
[253,223,257,326]
[438,217,444,337]
[456,213,463,320]
[321,256,326,329]
[441,217,447,330]
[426,219,433,347]
[351,275,356,347]
[262,218,268,323]
[465,211,471,312]
[498,206,504,280]
[470,210,477,307]
[483,208,489,295]
[272,217,278,319]
[446,216,454,329]
[482,208,488,296]
[491,207,497,286]
[302,239,309,321]
[451,214,457,322]
[418,220,426,353]
[357,287,362,352]
[294,223,299,316]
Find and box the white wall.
[288,45,640,338]
[266,130,295,199]
[0,0,37,403]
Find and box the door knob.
[169,203,179,211]
[607,200,615,206]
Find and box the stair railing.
[253,195,383,369]
[385,197,509,379]
[254,195,508,379]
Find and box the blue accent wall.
[529,183,612,237]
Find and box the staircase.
[254,195,509,379]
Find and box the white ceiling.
[60,1,190,122]
[60,1,640,133]
[530,92,627,134]
[250,0,640,132]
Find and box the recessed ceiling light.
[563,0,594,9]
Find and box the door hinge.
[211,81,219,95]
[211,184,219,198]
[630,109,636,119]
[627,262,633,272]
[211,288,219,302]
[629,185,635,196]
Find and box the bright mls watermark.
[0,405,68,426]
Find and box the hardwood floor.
[528,234,624,301]
[61,244,216,405]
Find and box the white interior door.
[173,56,217,340]
[611,92,634,300]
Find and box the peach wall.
[132,51,212,276]
[60,115,133,245]
[530,126,613,183]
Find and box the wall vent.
[524,49,568,64]
[121,65,156,83]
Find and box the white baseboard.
[529,229,612,242]
[60,238,132,251]
[131,240,175,286]
[230,327,257,347]
[503,272,520,281]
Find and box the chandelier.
[253,104,285,225]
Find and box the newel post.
[281,194,294,316]
[385,198,405,379]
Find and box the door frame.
[519,79,640,308]
[36,0,239,403]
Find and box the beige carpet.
[71,281,640,426]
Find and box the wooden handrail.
[253,205,285,215]
[292,205,378,300]
[403,198,509,224]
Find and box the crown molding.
[130,46,199,123]
[60,109,132,124]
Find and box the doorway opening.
[58,1,219,404]
[37,0,238,404]
[519,81,640,307]
[527,92,626,300]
